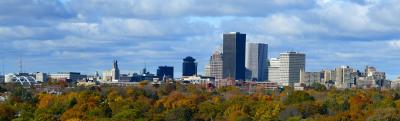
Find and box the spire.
[113,60,118,69]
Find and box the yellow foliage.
[37,93,55,109]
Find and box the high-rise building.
[208,50,223,81]
[182,56,197,76]
[268,52,305,86]
[102,60,121,82]
[323,70,336,83]
[157,66,174,79]
[335,66,355,88]
[112,60,120,81]
[268,58,281,82]
[223,32,246,80]
[279,52,305,86]
[204,64,211,77]
[300,71,322,86]
[245,43,268,81]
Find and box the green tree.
[164,107,193,121]
[310,83,327,91]
[112,108,142,120]
[284,91,314,105]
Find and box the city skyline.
[1,0,400,79]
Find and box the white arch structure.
[7,73,38,87]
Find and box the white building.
[245,43,268,81]
[207,50,223,81]
[4,74,13,83]
[268,58,281,82]
[102,60,120,82]
[49,72,82,82]
[358,66,387,88]
[35,72,48,82]
[204,64,211,77]
[391,77,400,88]
[268,52,305,86]
[323,70,336,84]
[102,70,113,82]
[181,75,215,86]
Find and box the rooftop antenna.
[18,57,23,73]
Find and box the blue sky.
[1,0,400,79]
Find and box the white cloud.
[388,40,400,49]
[2,0,400,78]
[99,18,214,38]
[57,22,100,36]
[66,0,315,18]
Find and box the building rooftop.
[281,51,304,55]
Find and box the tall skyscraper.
[157,66,174,79]
[208,50,223,80]
[268,52,305,86]
[245,43,268,81]
[112,60,120,81]
[182,56,197,76]
[223,32,246,80]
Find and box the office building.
[102,71,113,82]
[182,56,197,76]
[300,71,323,86]
[102,60,120,82]
[208,50,223,81]
[358,66,387,88]
[49,72,83,82]
[181,75,215,86]
[280,52,305,85]
[112,60,120,81]
[223,32,246,80]
[323,70,336,83]
[35,72,48,82]
[245,43,268,81]
[335,66,355,88]
[391,77,400,88]
[157,66,174,80]
[204,64,211,77]
[268,58,281,82]
[268,52,305,86]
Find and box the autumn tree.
[284,91,314,105]
[0,103,16,121]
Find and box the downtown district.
[1,32,400,90]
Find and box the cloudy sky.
[1,0,400,79]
